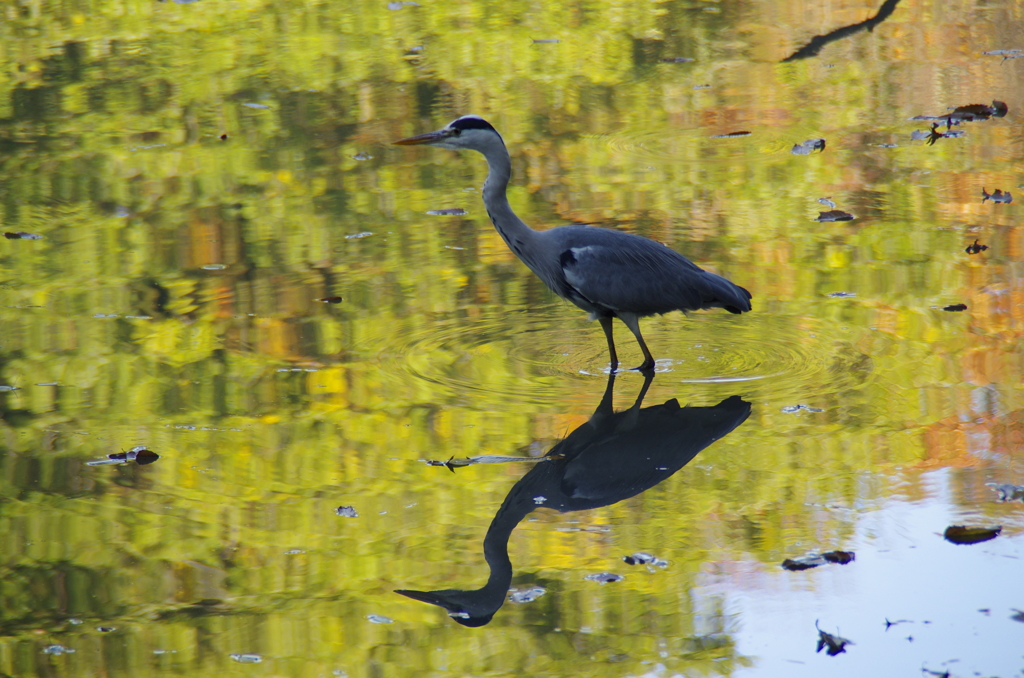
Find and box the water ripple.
[370,306,871,407]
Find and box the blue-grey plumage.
[395,115,752,371]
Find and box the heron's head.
[394,115,505,153]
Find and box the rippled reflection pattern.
[397,372,750,626]
[1,0,1023,676]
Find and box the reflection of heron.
[395,116,752,372]
[395,372,751,626]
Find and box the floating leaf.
[822,550,855,564]
[532,39,560,44]
[792,138,826,155]
[87,446,159,466]
[941,304,967,312]
[911,100,1009,125]
[981,187,1012,203]
[335,506,359,517]
[781,404,824,413]
[425,208,467,216]
[230,653,262,663]
[986,482,1024,502]
[345,231,373,239]
[318,296,343,303]
[815,621,852,656]
[661,57,694,63]
[816,210,854,222]
[623,552,668,568]
[943,525,1001,545]
[584,572,623,584]
[781,551,854,571]
[509,587,546,603]
[710,131,750,138]
[828,291,856,298]
[4,231,43,239]
[352,152,373,161]
[366,614,393,624]
[965,239,989,255]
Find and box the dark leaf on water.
[792,138,826,155]
[912,101,1009,125]
[584,572,623,584]
[815,621,852,656]
[4,232,43,240]
[87,445,159,466]
[965,239,989,255]
[661,57,694,63]
[710,131,750,139]
[816,210,854,222]
[782,557,822,571]
[942,304,967,312]
[318,296,343,303]
[782,550,854,570]
[981,187,1012,203]
[822,550,855,564]
[219,133,228,140]
[943,524,1001,545]
[986,482,1024,502]
[623,552,668,567]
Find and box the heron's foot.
[626,359,656,374]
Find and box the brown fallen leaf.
[965,239,989,254]
[981,187,1012,204]
[816,210,854,222]
[815,621,852,656]
[792,138,826,155]
[943,525,1001,545]
[822,550,855,564]
[782,550,855,570]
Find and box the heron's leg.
[598,316,619,371]
[589,370,617,426]
[616,368,655,432]
[618,313,655,372]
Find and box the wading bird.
[395,116,752,371]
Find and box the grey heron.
[396,371,751,626]
[395,115,752,372]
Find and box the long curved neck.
[478,142,538,261]
[479,477,538,591]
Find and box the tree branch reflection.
[781,0,902,62]
[396,372,751,627]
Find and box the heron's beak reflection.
[393,130,446,145]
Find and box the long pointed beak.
[394,589,448,605]
[393,130,445,146]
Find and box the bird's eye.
[450,128,461,136]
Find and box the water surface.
[1,0,1023,676]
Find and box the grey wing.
[557,234,750,316]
